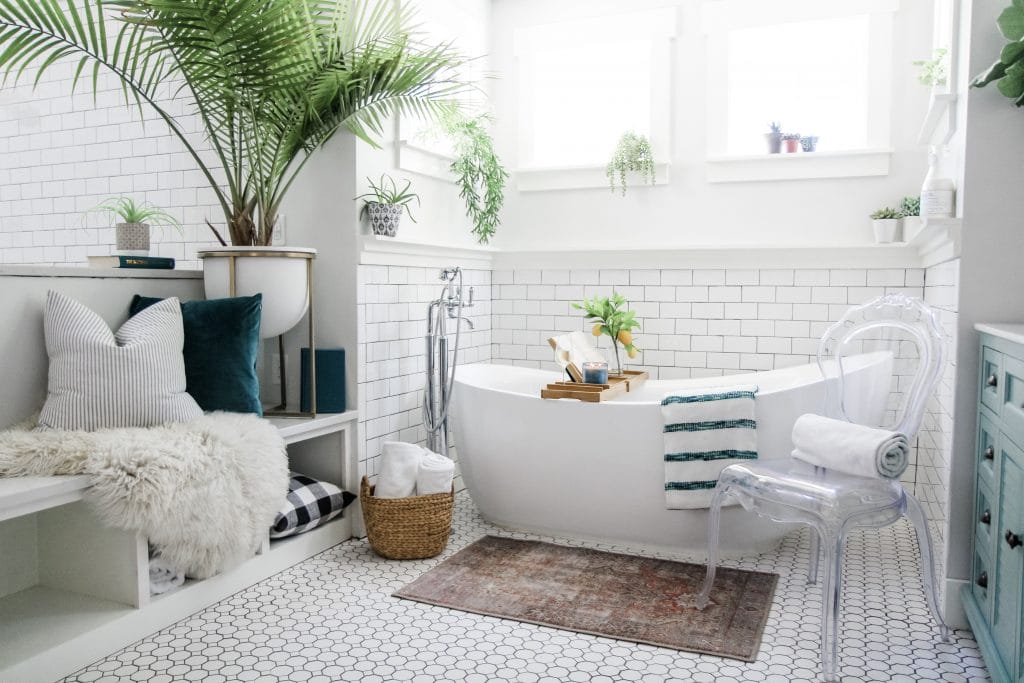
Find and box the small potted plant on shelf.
[89,197,182,255]
[606,131,656,196]
[572,292,641,376]
[870,207,902,244]
[765,121,783,154]
[899,195,922,241]
[782,133,801,153]
[356,175,420,238]
[800,135,819,152]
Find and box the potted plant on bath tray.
[573,293,642,377]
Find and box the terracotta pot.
[783,138,801,153]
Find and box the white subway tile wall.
[357,266,491,492]
[918,259,959,550]
[491,267,928,490]
[0,63,222,268]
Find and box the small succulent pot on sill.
[870,207,902,244]
[899,195,922,241]
[357,174,420,238]
[782,133,801,153]
[800,135,819,152]
[765,121,783,154]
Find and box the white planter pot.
[901,215,923,242]
[116,222,150,255]
[872,219,901,244]
[198,246,316,338]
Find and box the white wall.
[489,0,937,251]
[0,64,222,269]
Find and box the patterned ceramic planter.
[367,202,404,237]
[115,222,150,254]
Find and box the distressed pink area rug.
[393,535,778,661]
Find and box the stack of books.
[87,255,175,269]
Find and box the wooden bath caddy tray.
[541,370,649,402]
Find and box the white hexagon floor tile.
[65,492,988,683]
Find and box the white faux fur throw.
[0,412,288,579]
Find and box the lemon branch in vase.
[572,293,641,376]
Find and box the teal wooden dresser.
[964,323,1024,681]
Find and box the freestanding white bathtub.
[452,352,893,556]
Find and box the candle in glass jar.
[582,361,609,384]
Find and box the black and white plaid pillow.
[270,473,357,539]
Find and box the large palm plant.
[0,0,467,246]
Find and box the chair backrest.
[817,294,944,438]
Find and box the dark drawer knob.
[984,446,995,461]
[987,374,999,388]
[1006,530,1022,549]
[982,509,991,525]
[977,572,988,588]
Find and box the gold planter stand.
[217,250,317,418]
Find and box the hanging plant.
[605,132,656,196]
[442,113,509,245]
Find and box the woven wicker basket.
[360,476,454,560]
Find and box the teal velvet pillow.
[130,294,263,415]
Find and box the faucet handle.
[466,286,475,307]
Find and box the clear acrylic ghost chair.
[694,294,950,683]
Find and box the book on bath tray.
[87,255,176,269]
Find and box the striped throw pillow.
[38,291,203,431]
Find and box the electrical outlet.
[271,353,281,385]
[271,214,286,245]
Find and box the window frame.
[702,0,897,183]
[512,6,678,192]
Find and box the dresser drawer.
[973,549,993,621]
[976,480,996,561]
[982,346,1004,415]
[978,413,999,493]
[1002,355,1024,448]
[993,439,1024,668]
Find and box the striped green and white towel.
[661,385,759,509]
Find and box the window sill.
[397,141,455,182]
[705,148,892,183]
[515,163,670,193]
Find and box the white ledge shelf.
[359,233,496,269]
[515,163,670,193]
[902,216,961,268]
[0,266,202,280]
[706,149,892,183]
[493,243,920,270]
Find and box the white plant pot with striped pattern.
[198,246,316,339]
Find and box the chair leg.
[808,526,821,585]
[820,528,846,683]
[695,487,729,610]
[904,491,952,642]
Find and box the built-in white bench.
[0,267,361,683]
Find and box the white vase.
[198,246,316,338]
[872,219,901,244]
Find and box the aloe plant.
[0,0,470,246]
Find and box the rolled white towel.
[417,448,455,495]
[791,413,910,479]
[375,441,422,498]
[149,556,185,595]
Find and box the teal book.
[88,255,175,269]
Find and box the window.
[704,0,896,181]
[514,7,675,174]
